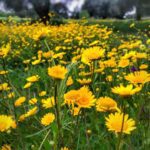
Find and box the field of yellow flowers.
[0,19,150,150]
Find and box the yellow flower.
[64,90,79,106]
[0,83,10,91]
[23,59,30,64]
[105,112,136,134]
[0,115,15,132]
[14,97,26,107]
[125,71,150,84]
[0,70,8,75]
[66,76,73,86]
[135,52,147,59]
[77,78,92,85]
[41,113,55,126]
[146,39,150,45]
[26,75,40,82]
[61,147,70,150]
[32,28,50,41]
[139,64,148,70]
[89,40,99,46]
[39,91,47,96]
[32,59,41,65]
[43,51,53,58]
[18,114,26,122]
[118,59,129,68]
[7,92,15,99]
[76,86,96,108]
[111,84,142,97]
[48,65,67,80]
[0,43,11,58]
[29,98,38,105]
[64,87,95,108]
[86,129,92,135]
[96,97,118,112]
[23,82,32,89]
[41,97,55,109]
[106,75,113,82]
[53,52,66,59]
[25,107,38,118]
[81,47,105,65]
[71,107,80,116]
[1,144,11,150]
[129,23,135,28]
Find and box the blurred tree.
[51,2,68,18]
[115,0,134,19]
[29,0,50,24]
[101,1,110,19]
[3,0,24,12]
[83,0,104,18]
[82,0,137,19]
[136,0,150,20]
[1,0,50,24]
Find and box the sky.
[0,0,85,13]
[51,0,85,12]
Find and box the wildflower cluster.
[0,20,149,149]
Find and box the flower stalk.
[54,81,63,147]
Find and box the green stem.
[38,129,51,150]
[54,81,63,148]
[83,109,91,150]
[116,99,125,150]
[44,39,55,65]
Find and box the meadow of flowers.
[0,19,150,150]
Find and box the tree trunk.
[31,0,50,25]
[136,0,142,20]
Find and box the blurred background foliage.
[0,0,150,21]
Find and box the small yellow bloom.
[71,107,80,116]
[14,97,26,107]
[0,115,15,132]
[39,91,47,96]
[0,43,11,58]
[23,59,30,64]
[64,90,79,106]
[26,75,40,82]
[18,114,26,122]
[118,59,129,68]
[29,98,38,105]
[86,129,92,135]
[129,23,135,28]
[23,82,32,89]
[32,59,41,65]
[41,113,55,126]
[0,83,10,91]
[139,64,148,70]
[81,47,105,65]
[77,78,92,85]
[125,71,150,84]
[0,70,8,75]
[96,96,118,112]
[106,75,113,82]
[1,144,11,150]
[105,112,136,134]
[7,92,15,99]
[66,76,73,86]
[48,65,67,80]
[25,107,38,118]
[111,84,142,97]
[61,147,70,150]
[76,86,96,108]
[43,51,53,58]
[41,97,55,109]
